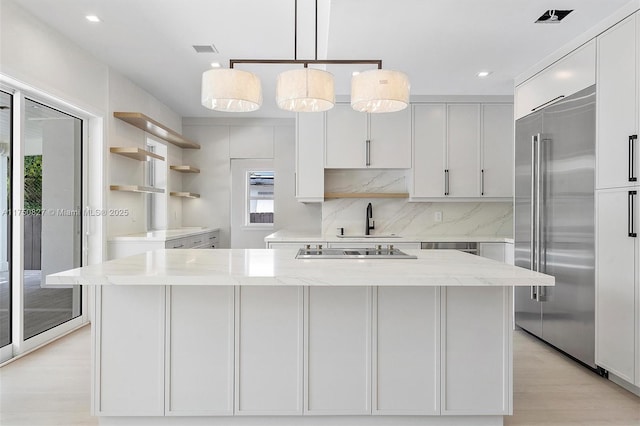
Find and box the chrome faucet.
[365,202,375,235]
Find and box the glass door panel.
[0,91,11,351]
[23,99,81,340]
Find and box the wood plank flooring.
[0,326,638,425]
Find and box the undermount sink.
[336,234,401,238]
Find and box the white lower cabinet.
[327,242,421,250]
[596,189,638,385]
[167,286,234,415]
[98,286,165,416]
[236,286,303,415]
[306,286,372,414]
[374,286,439,414]
[442,286,511,414]
[479,242,514,264]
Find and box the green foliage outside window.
[24,155,42,211]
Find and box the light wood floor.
[0,326,638,425]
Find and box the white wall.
[182,118,321,248]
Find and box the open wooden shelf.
[324,192,409,199]
[110,147,165,161]
[114,112,200,149]
[110,185,165,194]
[170,191,200,199]
[170,165,200,173]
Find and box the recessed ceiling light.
[85,15,101,23]
[477,71,491,78]
[210,62,221,68]
[352,71,360,76]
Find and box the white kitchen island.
[47,249,554,426]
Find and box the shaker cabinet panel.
[447,104,481,197]
[325,104,367,168]
[236,286,303,414]
[375,286,439,414]
[482,104,514,198]
[596,190,637,383]
[369,109,412,169]
[168,286,234,415]
[596,15,638,190]
[296,112,325,201]
[306,286,371,414]
[412,104,447,197]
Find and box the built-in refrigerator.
[514,84,596,368]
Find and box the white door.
[412,104,446,198]
[596,15,638,190]
[596,189,637,383]
[369,108,411,168]
[447,104,481,197]
[325,104,367,168]
[482,104,513,198]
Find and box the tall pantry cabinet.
[595,12,640,389]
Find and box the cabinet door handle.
[531,95,565,112]
[629,190,637,238]
[481,169,485,196]
[444,169,450,195]
[629,135,637,182]
[173,244,184,248]
[194,240,202,244]
[365,139,371,166]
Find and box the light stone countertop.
[265,230,514,244]
[109,227,220,242]
[46,248,552,288]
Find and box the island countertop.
[46,248,553,287]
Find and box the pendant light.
[276,68,334,112]
[201,68,262,112]
[351,69,410,113]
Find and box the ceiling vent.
[536,10,573,23]
[193,44,219,54]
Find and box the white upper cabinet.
[412,103,512,199]
[515,40,596,120]
[296,113,325,202]
[481,104,514,198]
[412,104,447,197]
[596,15,639,190]
[447,104,481,197]
[325,104,411,169]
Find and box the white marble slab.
[265,230,514,244]
[46,249,551,287]
[109,227,219,242]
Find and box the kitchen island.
[47,249,553,426]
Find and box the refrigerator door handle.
[629,135,637,182]
[535,134,542,274]
[629,190,637,238]
[530,135,537,273]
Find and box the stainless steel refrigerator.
[514,84,596,368]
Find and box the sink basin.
[336,234,401,238]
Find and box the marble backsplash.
[322,170,513,237]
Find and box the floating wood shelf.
[170,191,200,199]
[110,147,165,161]
[114,112,200,149]
[170,165,200,173]
[324,192,409,199]
[110,185,165,194]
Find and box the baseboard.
[609,372,640,397]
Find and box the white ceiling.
[12,0,632,119]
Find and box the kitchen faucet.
[365,202,375,235]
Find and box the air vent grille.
[193,44,219,53]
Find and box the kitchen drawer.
[166,237,189,249]
[328,242,421,250]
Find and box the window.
[145,138,167,231]
[247,171,274,225]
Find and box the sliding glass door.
[0,91,12,362]
[22,99,82,341]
